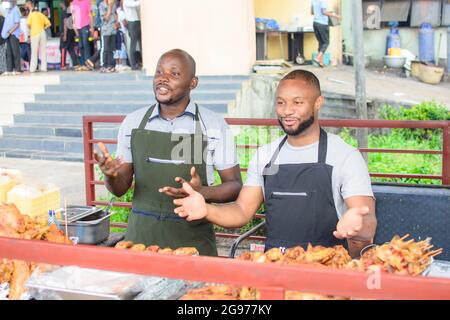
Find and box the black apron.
[262,128,346,251]
[126,104,217,256]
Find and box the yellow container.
[7,183,60,220]
[388,48,402,56]
[0,176,16,203]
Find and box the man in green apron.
[94,49,242,256]
[172,69,377,258]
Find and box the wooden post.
[351,0,369,161]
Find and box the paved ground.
[294,64,450,108]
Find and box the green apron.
[125,104,218,256]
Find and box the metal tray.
[55,206,103,224]
[26,283,128,300]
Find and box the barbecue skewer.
[64,199,69,244]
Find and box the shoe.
[104,67,115,73]
[76,66,90,72]
[313,59,325,68]
[85,59,95,70]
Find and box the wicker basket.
[419,64,444,85]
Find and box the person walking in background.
[19,6,30,71]
[40,7,52,38]
[71,0,94,65]
[26,0,51,73]
[0,9,7,75]
[311,0,340,68]
[99,0,117,73]
[1,0,22,75]
[60,1,81,70]
[123,0,141,70]
[114,0,129,71]
[85,0,116,72]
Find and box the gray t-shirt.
[116,102,238,186]
[245,133,374,218]
[99,2,117,36]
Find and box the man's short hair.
[162,49,196,77]
[281,69,321,95]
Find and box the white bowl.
[383,56,406,68]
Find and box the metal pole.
[442,123,450,185]
[351,0,369,161]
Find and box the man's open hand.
[333,206,371,240]
[159,166,202,199]
[173,182,207,222]
[93,142,124,178]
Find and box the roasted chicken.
[0,203,69,299]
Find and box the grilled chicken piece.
[0,258,14,283]
[9,260,31,300]
[265,248,283,262]
[0,203,25,233]
[130,244,146,251]
[145,245,160,253]
[173,247,199,256]
[115,240,134,249]
[158,248,174,254]
[0,224,21,239]
[43,224,70,244]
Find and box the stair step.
[34,91,237,102]
[0,148,83,162]
[2,124,119,139]
[0,135,113,154]
[24,101,229,115]
[45,82,243,92]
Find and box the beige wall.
[141,0,256,76]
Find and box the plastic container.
[0,175,16,203]
[386,26,401,55]
[7,183,60,221]
[419,23,435,63]
[388,47,402,56]
[383,56,406,68]
[48,210,55,226]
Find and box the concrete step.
[58,72,249,82]
[23,101,229,115]
[45,81,243,92]
[0,148,83,162]
[0,135,95,154]
[2,124,119,139]
[34,90,237,102]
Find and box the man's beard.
[278,115,315,136]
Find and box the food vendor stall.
[1,117,449,300]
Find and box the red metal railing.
[1,237,450,300]
[83,116,450,234]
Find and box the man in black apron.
[94,49,242,256]
[174,69,377,257]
